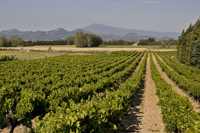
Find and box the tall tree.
[74,31,102,47]
[66,36,74,45]
[11,35,22,46]
[74,31,87,47]
[148,37,155,42]
[0,36,10,47]
[177,18,200,68]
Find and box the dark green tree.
[177,18,200,68]
[74,31,102,47]
[138,39,149,45]
[148,37,155,42]
[74,31,87,47]
[66,36,74,45]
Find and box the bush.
[0,55,17,61]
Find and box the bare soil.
[116,53,165,133]
[7,46,176,52]
[152,53,200,113]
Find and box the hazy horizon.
[0,0,200,33]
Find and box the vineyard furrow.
[152,53,200,112]
[161,51,200,75]
[116,53,165,133]
[150,52,200,132]
[154,52,200,102]
[157,51,200,83]
[115,53,147,133]
[139,53,164,133]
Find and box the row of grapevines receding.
[12,52,141,125]
[34,52,147,133]
[0,51,139,129]
[0,52,132,127]
[0,51,133,85]
[0,51,135,90]
[58,51,139,88]
[48,52,143,111]
[161,51,200,75]
[157,51,200,82]
[14,51,143,127]
[150,52,200,132]
[154,52,200,100]
[163,51,177,57]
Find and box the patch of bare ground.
[7,47,146,51]
[7,46,177,52]
[0,125,30,133]
[0,116,39,133]
[116,53,165,133]
[152,53,200,113]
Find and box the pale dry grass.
[5,46,177,51]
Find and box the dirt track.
[116,53,165,133]
[139,53,165,133]
[7,46,176,51]
[152,53,200,113]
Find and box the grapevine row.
[150,52,200,132]
[0,51,140,130]
[14,51,143,126]
[157,51,200,82]
[34,52,147,133]
[154,52,200,100]
[160,51,200,75]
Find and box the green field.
[1,51,200,133]
[0,49,93,60]
[0,51,64,60]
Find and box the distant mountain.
[101,32,152,41]
[84,23,181,39]
[0,23,181,41]
[69,28,93,36]
[101,32,171,41]
[0,28,91,41]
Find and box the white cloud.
[136,0,160,4]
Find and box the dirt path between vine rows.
[116,53,165,133]
[152,53,200,113]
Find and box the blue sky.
[0,0,199,32]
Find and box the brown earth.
[152,53,200,113]
[6,46,176,51]
[116,53,165,133]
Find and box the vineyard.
[0,50,200,133]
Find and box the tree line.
[74,31,103,47]
[0,31,141,47]
[102,39,135,45]
[0,35,22,47]
[138,37,177,47]
[177,18,200,68]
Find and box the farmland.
[0,50,200,133]
[2,44,177,52]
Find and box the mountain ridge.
[0,23,181,41]
[83,23,181,38]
